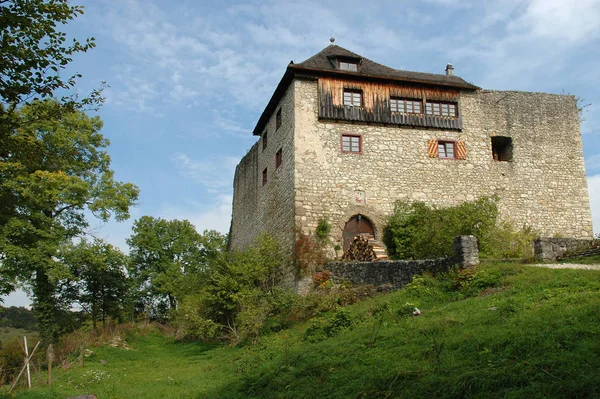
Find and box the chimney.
[445,63,454,76]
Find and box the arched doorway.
[342,214,375,252]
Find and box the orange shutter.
[427,139,438,158]
[456,141,467,160]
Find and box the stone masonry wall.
[326,236,478,289]
[229,84,297,286]
[293,79,593,251]
[534,237,592,261]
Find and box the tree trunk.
[33,268,58,343]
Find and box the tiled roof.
[252,44,479,135]
[292,44,478,90]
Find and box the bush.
[315,219,331,243]
[294,230,327,276]
[384,197,536,260]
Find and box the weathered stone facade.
[229,44,593,268]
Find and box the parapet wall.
[327,235,479,289]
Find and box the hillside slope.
[8,262,600,399]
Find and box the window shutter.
[456,141,467,160]
[427,139,438,158]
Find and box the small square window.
[491,136,513,161]
[438,141,455,159]
[341,134,362,154]
[275,148,282,168]
[262,131,267,151]
[343,89,362,107]
[262,167,268,186]
[276,109,282,130]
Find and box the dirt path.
[528,263,600,270]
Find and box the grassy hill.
[5,262,600,398]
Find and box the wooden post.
[79,344,85,368]
[47,344,54,387]
[24,336,31,388]
[9,341,40,393]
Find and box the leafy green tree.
[127,216,226,319]
[59,239,129,331]
[0,101,139,341]
[0,0,101,115]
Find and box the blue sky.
[3,0,600,307]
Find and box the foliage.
[176,234,287,343]
[0,307,36,330]
[479,221,537,259]
[0,0,102,114]
[304,308,354,342]
[384,197,535,260]
[175,295,220,341]
[293,229,327,276]
[0,100,139,342]
[7,263,600,399]
[127,216,226,319]
[58,239,130,330]
[312,270,332,288]
[315,219,331,243]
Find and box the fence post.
[79,344,85,368]
[47,344,54,386]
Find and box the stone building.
[229,43,593,264]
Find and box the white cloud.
[172,153,239,192]
[159,194,233,234]
[512,0,600,42]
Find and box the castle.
[229,43,593,266]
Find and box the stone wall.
[293,79,593,252]
[534,237,592,261]
[326,235,478,290]
[229,84,297,285]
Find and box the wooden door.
[342,215,374,251]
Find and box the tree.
[127,216,226,319]
[0,0,101,115]
[59,239,129,331]
[0,100,139,341]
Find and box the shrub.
[294,229,327,276]
[315,219,331,243]
[384,197,536,260]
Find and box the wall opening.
[491,136,513,161]
[342,214,374,251]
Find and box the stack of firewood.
[341,235,377,261]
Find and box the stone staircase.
[359,233,389,260]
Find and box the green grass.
[5,263,600,398]
[0,327,38,344]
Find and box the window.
[491,136,513,161]
[339,60,358,72]
[343,89,362,107]
[425,101,457,117]
[390,98,422,114]
[341,134,361,154]
[262,168,268,186]
[276,109,282,130]
[438,141,455,159]
[275,148,282,168]
[262,131,267,151]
